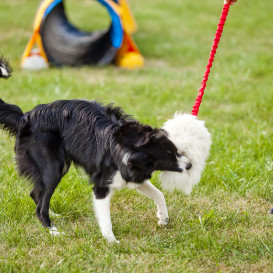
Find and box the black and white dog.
[0,58,192,242]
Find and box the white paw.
[158,218,169,226]
[49,226,65,236]
[102,231,120,243]
[104,235,120,244]
[49,210,61,218]
[110,238,120,244]
[105,236,120,243]
[157,211,169,226]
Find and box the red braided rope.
[191,2,231,116]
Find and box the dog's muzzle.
[185,162,192,170]
[171,165,183,173]
[171,162,192,172]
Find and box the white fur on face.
[160,113,211,194]
[122,153,131,166]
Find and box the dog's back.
[20,100,131,167]
[27,99,130,132]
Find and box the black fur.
[0,99,183,229]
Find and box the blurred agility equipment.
[21,0,144,70]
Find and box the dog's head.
[116,123,191,182]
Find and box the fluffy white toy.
[160,113,211,194]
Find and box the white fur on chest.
[110,171,142,190]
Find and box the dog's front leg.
[93,190,119,243]
[137,180,169,226]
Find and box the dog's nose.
[185,163,192,170]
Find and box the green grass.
[0,0,273,272]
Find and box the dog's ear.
[119,124,155,148]
[150,129,168,142]
[134,129,168,148]
[133,133,151,148]
[128,152,155,171]
[131,128,169,148]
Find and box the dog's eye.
[167,150,172,154]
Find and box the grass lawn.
[0,0,273,272]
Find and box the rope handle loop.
[191,2,231,116]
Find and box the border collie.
[0,58,192,242]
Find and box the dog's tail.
[0,56,23,136]
[0,99,24,136]
[0,56,13,79]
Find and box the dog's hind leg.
[26,162,63,232]
[30,183,43,205]
[36,164,65,236]
[30,182,61,218]
[137,180,169,226]
[16,130,68,235]
[93,187,119,243]
[24,162,64,235]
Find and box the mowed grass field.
[0,0,273,272]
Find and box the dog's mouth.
[167,162,192,173]
[169,164,183,173]
[176,154,192,172]
[154,162,183,173]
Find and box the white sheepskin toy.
[160,113,212,194]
